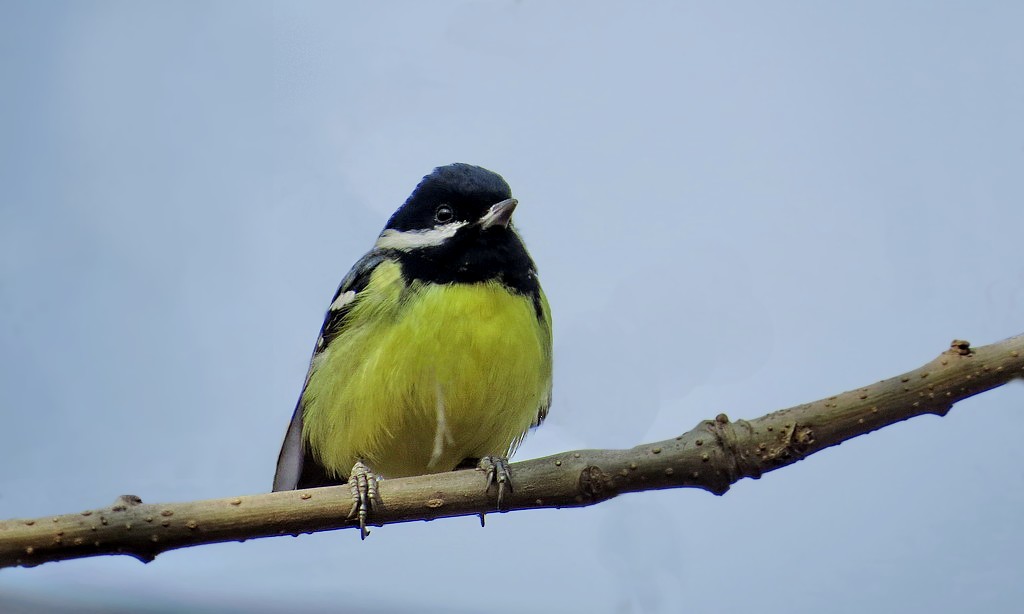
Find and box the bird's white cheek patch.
[374,222,467,251]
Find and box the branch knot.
[579,465,610,499]
[948,339,972,356]
[704,414,763,485]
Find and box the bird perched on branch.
[273,163,553,538]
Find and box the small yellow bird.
[273,163,552,537]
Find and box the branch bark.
[2,335,1022,569]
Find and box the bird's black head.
[384,163,513,234]
[374,163,540,300]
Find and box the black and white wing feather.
[272,251,388,491]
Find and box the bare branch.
[2,334,1022,569]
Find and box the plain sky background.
[2,1,1023,612]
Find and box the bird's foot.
[346,460,379,539]
[476,456,513,510]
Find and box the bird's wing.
[272,250,388,491]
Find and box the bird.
[272,163,553,538]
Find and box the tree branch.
[2,335,1022,569]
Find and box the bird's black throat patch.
[391,226,545,319]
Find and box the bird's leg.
[476,456,513,510]
[346,460,379,540]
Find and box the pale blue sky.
[2,2,1023,612]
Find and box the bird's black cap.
[385,163,513,232]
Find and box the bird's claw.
[477,456,513,510]
[346,460,379,539]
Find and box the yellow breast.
[302,260,552,479]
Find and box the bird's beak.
[479,198,518,230]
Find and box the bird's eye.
[434,205,454,223]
